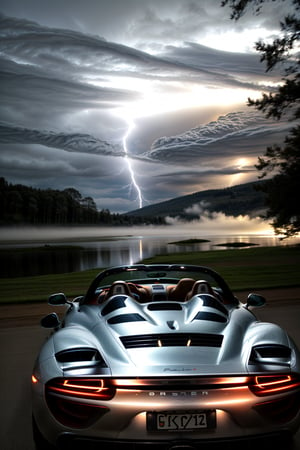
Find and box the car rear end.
[32,372,300,449]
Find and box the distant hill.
[125,181,266,220]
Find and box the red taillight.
[254,394,300,423]
[46,378,115,401]
[46,396,109,428]
[250,374,300,396]
[46,378,114,428]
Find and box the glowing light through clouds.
[0,1,295,215]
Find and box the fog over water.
[1,220,299,277]
[0,213,277,244]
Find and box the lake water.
[1,225,298,278]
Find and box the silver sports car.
[32,264,300,449]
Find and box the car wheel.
[32,415,56,450]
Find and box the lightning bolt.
[122,118,143,209]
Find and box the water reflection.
[1,232,298,278]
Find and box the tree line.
[0,178,165,226]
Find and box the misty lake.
[1,225,298,278]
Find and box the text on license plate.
[157,412,208,430]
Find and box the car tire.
[32,415,56,450]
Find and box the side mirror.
[41,312,61,328]
[246,293,266,309]
[48,293,67,306]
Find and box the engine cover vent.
[120,333,223,349]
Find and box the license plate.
[147,410,216,431]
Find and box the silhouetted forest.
[127,181,266,220]
[0,178,165,226]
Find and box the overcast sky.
[0,0,295,213]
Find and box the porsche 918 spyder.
[32,264,300,449]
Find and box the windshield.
[83,264,237,305]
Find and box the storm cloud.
[0,122,124,156]
[148,110,292,163]
[0,1,294,212]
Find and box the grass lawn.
[0,245,299,304]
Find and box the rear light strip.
[249,374,300,396]
[46,378,115,400]
[45,373,300,404]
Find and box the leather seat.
[107,280,132,297]
[186,280,215,300]
[127,282,150,302]
[167,278,195,301]
[102,280,149,302]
